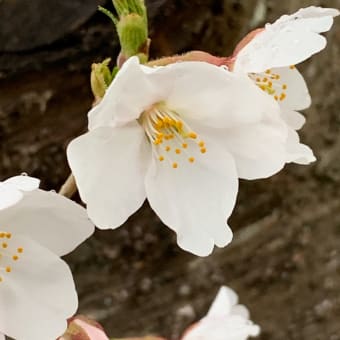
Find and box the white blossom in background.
[181,286,260,340]
[0,175,94,340]
[229,6,339,164]
[67,56,290,256]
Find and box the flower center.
[249,67,292,102]
[0,231,24,283]
[140,102,207,168]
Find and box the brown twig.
[59,173,77,198]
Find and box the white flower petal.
[67,123,149,229]
[207,286,238,318]
[91,58,281,131]
[0,175,40,211]
[0,190,94,256]
[182,286,260,340]
[163,61,279,128]
[183,316,260,340]
[0,234,77,340]
[88,57,165,130]
[3,175,40,192]
[0,333,5,340]
[271,67,311,111]
[145,138,237,256]
[0,184,23,210]
[208,118,288,180]
[231,305,251,319]
[286,129,316,165]
[275,7,339,32]
[234,6,339,73]
[281,109,306,130]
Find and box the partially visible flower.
[232,7,339,73]
[181,286,260,340]
[229,6,339,164]
[0,175,94,340]
[59,315,167,340]
[59,315,110,340]
[113,338,166,340]
[153,7,338,166]
[67,56,289,256]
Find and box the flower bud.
[99,0,149,64]
[90,58,113,100]
[58,315,109,340]
[116,13,149,63]
[113,337,166,340]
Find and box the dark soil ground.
[1,0,340,339]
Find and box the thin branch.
[59,173,77,198]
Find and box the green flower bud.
[117,13,148,61]
[90,58,113,100]
[99,0,149,64]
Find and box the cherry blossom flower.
[67,56,289,256]
[229,6,339,164]
[0,175,94,340]
[181,286,260,340]
[158,7,337,166]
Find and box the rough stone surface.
[1,0,340,339]
[0,0,104,52]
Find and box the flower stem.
[59,173,77,198]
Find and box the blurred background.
[0,0,339,339]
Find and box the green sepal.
[117,13,148,58]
